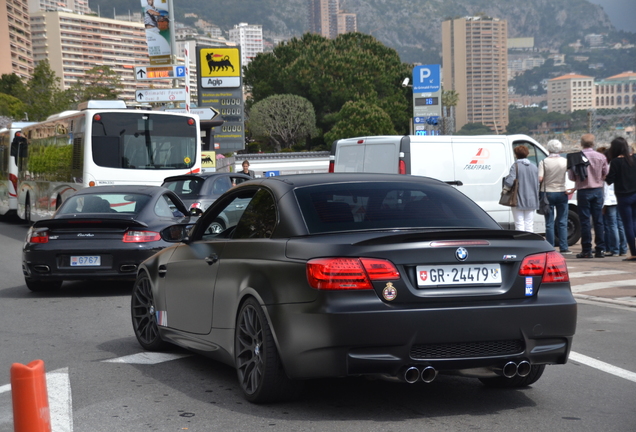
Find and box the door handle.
[158,265,167,277]
[205,254,218,265]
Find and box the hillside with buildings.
[91,0,618,63]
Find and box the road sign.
[136,88,186,102]
[413,65,441,93]
[135,65,186,81]
[166,107,220,120]
[198,47,241,88]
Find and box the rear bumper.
[266,286,577,380]
[22,247,163,282]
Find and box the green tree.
[248,94,317,151]
[70,65,123,102]
[442,90,459,117]
[323,100,396,145]
[456,122,492,135]
[23,60,73,121]
[243,32,412,146]
[0,74,27,98]
[0,93,26,120]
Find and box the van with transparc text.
[330,134,580,246]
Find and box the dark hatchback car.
[131,173,577,403]
[162,173,252,215]
[22,185,192,291]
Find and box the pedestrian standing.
[605,136,636,261]
[241,160,255,178]
[538,139,571,254]
[568,134,608,258]
[504,145,539,232]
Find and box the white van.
[330,134,580,246]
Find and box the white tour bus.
[0,122,36,217]
[17,100,201,222]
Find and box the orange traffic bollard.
[10,359,51,432]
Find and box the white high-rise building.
[228,22,263,68]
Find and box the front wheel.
[235,298,301,403]
[131,272,168,351]
[479,364,546,388]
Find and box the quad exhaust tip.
[402,366,437,384]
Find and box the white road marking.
[48,368,73,432]
[571,279,636,293]
[102,352,191,364]
[0,368,73,431]
[570,351,636,383]
[568,269,629,278]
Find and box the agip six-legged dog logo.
[206,53,235,73]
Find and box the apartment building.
[0,0,34,80]
[28,0,90,14]
[30,10,166,101]
[442,16,509,133]
[308,0,357,39]
[228,22,263,67]
[595,71,636,109]
[547,73,595,113]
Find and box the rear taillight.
[122,230,161,243]
[398,160,406,174]
[328,160,335,173]
[190,202,202,210]
[306,257,399,290]
[519,251,569,283]
[27,228,49,244]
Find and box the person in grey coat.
[504,145,539,232]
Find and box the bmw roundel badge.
[455,247,468,261]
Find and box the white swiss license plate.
[416,264,501,286]
[71,256,101,266]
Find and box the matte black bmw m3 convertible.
[131,173,577,403]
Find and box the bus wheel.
[25,197,31,223]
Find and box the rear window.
[163,178,204,198]
[294,182,499,234]
[58,193,150,215]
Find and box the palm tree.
[442,90,459,134]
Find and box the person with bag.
[504,145,539,232]
[568,134,608,258]
[538,140,572,254]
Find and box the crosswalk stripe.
[568,269,629,278]
[571,279,636,293]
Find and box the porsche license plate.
[416,264,501,286]
[70,256,101,266]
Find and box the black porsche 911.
[22,185,192,291]
[131,173,577,403]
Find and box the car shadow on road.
[97,337,540,423]
[0,280,133,299]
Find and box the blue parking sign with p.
[413,65,440,93]
[265,171,279,177]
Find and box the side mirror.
[160,224,192,242]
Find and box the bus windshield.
[91,112,197,170]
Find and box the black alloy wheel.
[131,272,168,351]
[234,298,301,403]
[479,364,546,388]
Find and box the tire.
[566,209,581,246]
[131,272,168,351]
[235,297,301,403]
[25,278,62,292]
[208,219,225,234]
[479,364,546,388]
[24,197,31,224]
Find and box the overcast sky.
[587,0,636,33]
